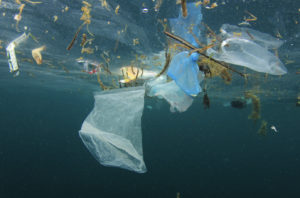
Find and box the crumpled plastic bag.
[79,87,147,173]
[207,38,287,75]
[168,3,204,96]
[167,51,205,97]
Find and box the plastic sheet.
[207,38,287,75]
[79,87,146,173]
[220,24,284,49]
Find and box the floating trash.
[142,8,148,13]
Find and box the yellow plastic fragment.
[32,45,46,65]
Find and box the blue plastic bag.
[167,3,205,97]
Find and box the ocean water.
[1,0,300,198]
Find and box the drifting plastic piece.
[167,51,205,96]
[168,3,205,96]
[79,87,147,173]
[169,2,202,47]
[207,38,287,75]
[221,24,284,49]
[6,33,28,74]
[148,80,194,113]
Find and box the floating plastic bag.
[169,2,202,48]
[167,52,205,96]
[145,75,167,96]
[167,3,205,96]
[148,80,194,113]
[207,38,287,75]
[220,24,284,49]
[79,87,147,173]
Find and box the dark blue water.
[1,81,299,198]
[1,0,300,197]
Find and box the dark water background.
[1,81,299,198]
[1,0,300,197]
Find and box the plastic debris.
[207,38,287,75]
[79,87,147,173]
[6,33,28,75]
[32,45,46,65]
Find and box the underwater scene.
[1,0,300,197]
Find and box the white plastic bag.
[220,24,284,49]
[207,38,287,75]
[79,87,146,173]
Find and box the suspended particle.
[142,8,148,13]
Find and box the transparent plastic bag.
[221,24,284,49]
[79,87,146,173]
[207,38,287,75]
[145,75,167,96]
[169,2,202,48]
[148,80,194,113]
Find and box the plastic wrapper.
[6,33,28,74]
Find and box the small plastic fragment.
[6,33,28,73]
[32,45,46,65]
